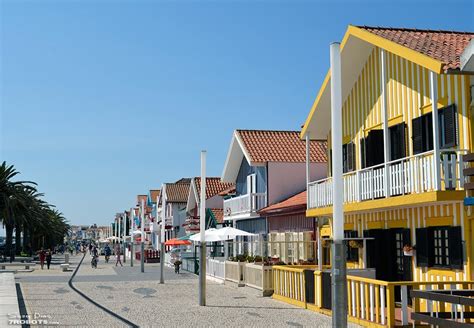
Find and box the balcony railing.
[223,193,267,218]
[308,149,466,209]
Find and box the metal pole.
[330,41,347,328]
[122,213,126,263]
[118,215,121,253]
[199,151,207,306]
[141,199,145,273]
[160,185,166,284]
[130,208,134,267]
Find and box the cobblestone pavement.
[15,253,358,327]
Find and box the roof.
[358,26,474,72]
[259,190,306,216]
[165,181,191,203]
[218,185,236,196]
[209,208,224,224]
[174,178,191,184]
[149,190,160,203]
[137,195,147,206]
[194,177,235,200]
[237,130,327,164]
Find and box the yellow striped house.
[301,25,474,286]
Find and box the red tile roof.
[165,181,191,203]
[137,195,147,206]
[237,130,327,164]
[149,190,160,203]
[194,177,235,200]
[259,190,306,216]
[210,208,224,224]
[358,26,474,72]
[218,185,236,196]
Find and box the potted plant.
[349,240,363,249]
[403,245,414,256]
[321,239,331,248]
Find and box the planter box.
[244,263,273,296]
[225,261,245,286]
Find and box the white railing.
[207,258,225,280]
[308,149,466,209]
[223,192,267,217]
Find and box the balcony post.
[380,49,391,197]
[330,41,347,328]
[305,133,311,207]
[430,71,441,190]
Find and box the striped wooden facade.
[337,47,471,165]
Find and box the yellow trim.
[420,97,449,115]
[388,115,403,127]
[344,223,355,230]
[343,135,352,144]
[300,25,445,139]
[363,123,382,133]
[272,293,306,308]
[425,216,453,227]
[367,221,384,229]
[320,226,331,237]
[387,219,407,229]
[306,191,465,217]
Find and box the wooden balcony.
[272,265,474,327]
[308,149,466,210]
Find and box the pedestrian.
[114,244,122,267]
[104,244,111,263]
[39,249,46,270]
[174,260,181,274]
[46,249,52,269]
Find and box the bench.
[60,264,69,272]
[0,263,36,270]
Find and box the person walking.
[46,249,52,270]
[38,249,46,270]
[114,244,122,267]
[104,244,111,263]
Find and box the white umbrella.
[189,228,225,242]
[107,236,120,241]
[215,227,256,240]
[132,230,143,236]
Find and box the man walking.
[114,244,123,267]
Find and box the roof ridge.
[236,129,301,133]
[356,25,474,35]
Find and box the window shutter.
[412,116,424,154]
[348,142,355,172]
[448,226,463,270]
[360,138,366,169]
[415,228,430,267]
[442,104,457,148]
[424,114,433,152]
[342,144,347,173]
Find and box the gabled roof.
[149,190,160,203]
[358,26,474,72]
[165,181,191,203]
[258,190,306,216]
[137,195,147,207]
[222,129,327,182]
[194,177,234,200]
[209,208,224,224]
[301,25,474,140]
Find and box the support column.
[330,42,347,328]
[130,208,134,267]
[160,185,166,284]
[199,151,207,306]
[430,71,441,190]
[305,133,311,206]
[380,49,391,197]
[140,199,145,273]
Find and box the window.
[412,104,457,154]
[360,130,384,168]
[389,123,406,161]
[343,142,356,173]
[344,230,359,262]
[415,225,463,269]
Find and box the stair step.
[463,153,474,162]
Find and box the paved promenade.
[13,253,356,327]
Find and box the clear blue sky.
[1,0,473,229]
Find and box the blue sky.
[1,0,473,229]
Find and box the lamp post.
[130,208,134,267]
[122,213,126,264]
[160,185,166,284]
[199,151,207,306]
[330,42,347,328]
[140,199,145,273]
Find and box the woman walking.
[38,249,46,270]
[114,244,122,267]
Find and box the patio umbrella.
[132,230,143,236]
[215,227,256,240]
[164,238,191,246]
[189,228,226,242]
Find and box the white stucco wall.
[267,162,327,205]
